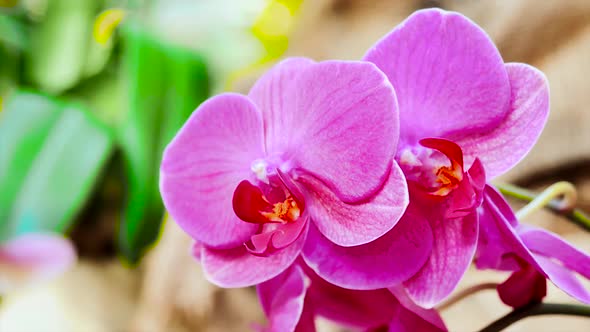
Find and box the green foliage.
[26,0,110,93]
[117,23,210,264]
[0,91,113,241]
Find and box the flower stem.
[436,282,498,311]
[478,302,590,332]
[495,182,590,231]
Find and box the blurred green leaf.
[117,24,209,263]
[0,91,113,241]
[0,15,28,51]
[26,0,107,93]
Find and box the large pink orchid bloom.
[257,262,447,332]
[476,185,590,308]
[160,59,410,287]
[302,8,550,308]
[0,233,75,293]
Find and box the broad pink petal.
[497,265,547,308]
[248,57,314,155]
[364,8,510,146]
[257,265,308,332]
[476,186,590,303]
[0,233,76,293]
[520,228,590,279]
[305,268,397,329]
[390,287,447,332]
[161,93,264,248]
[200,222,308,287]
[404,212,478,308]
[303,212,432,290]
[475,186,533,270]
[299,162,408,247]
[255,60,399,203]
[294,305,316,332]
[453,63,549,178]
[388,305,448,332]
[534,255,590,304]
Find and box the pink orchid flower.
[476,185,590,308]
[160,58,410,287]
[302,8,549,308]
[257,262,447,332]
[0,233,76,293]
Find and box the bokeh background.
[0,0,589,331]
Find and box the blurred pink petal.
[0,233,76,293]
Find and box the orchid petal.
[304,267,397,329]
[476,186,590,304]
[534,255,590,304]
[161,93,264,248]
[390,287,447,332]
[404,212,478,308]
[497,265,547,308]
[248,57,314,155]
[299,162,408,247]
[201,221,308,287]
[257,265,308,332]
[254,59,399,203]
[303,212,432,290]
[454,63,549,178]
[364,8,510,146]
[0,233,75,293]
[520,228,590,279]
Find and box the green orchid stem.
[495,183,590,231]
[478,302,590,332]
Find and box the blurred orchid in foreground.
[476,185,590,308]
[161,58,409,287]
[305,8,549,308]
[0,233,75,294]
[257,262,446,332]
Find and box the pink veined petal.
[304,266,398,329]
[255,59,399,203]
[534,255,590,304]
[497,265,547,308]
[200,221,308,287]
[0,233,76,293]
[520,227,590,279]
[390,287,447,332]
[453,63,550,178]
[299,162,408,247]
[160,93,264,248]
[404,211,478,308]
[257,265,308,332]
[248,57,315,155]
[475,185,534,270]
[388,305,448,332]
[476,186,590,304]
[364,8,510,146]
[302,211,433,290]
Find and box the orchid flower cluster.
[160,9,590,332]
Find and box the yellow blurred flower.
[93,8,126,46]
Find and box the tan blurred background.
[1,0,589,331]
